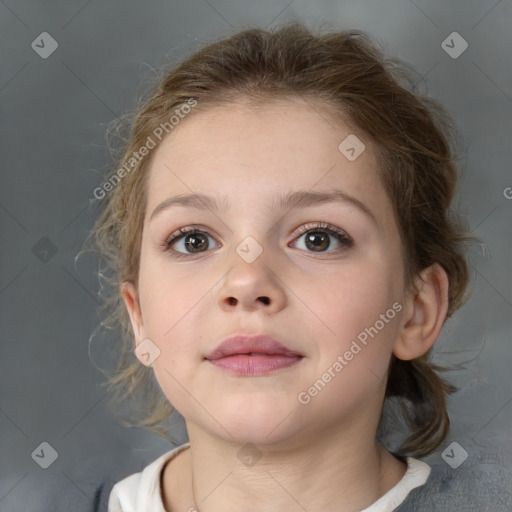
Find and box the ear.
[393,263,449,360]
[120,281,147,348]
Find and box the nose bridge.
[216,232,286,312]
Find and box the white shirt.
[108,442,431,512]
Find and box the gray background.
[1,1,511,510]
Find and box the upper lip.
[205,334,303,360]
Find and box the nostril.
[259,296,270,305]
[227,297,237,306]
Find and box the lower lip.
[207,354,303,375]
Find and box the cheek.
[138,249,209,336]
[294,268,400,417]
[310,258,398,323]
[305,261,401,371]
[136,258,213,391]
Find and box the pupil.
[182,231,331,253]
[185,233,208,252]
[306,231,329,251]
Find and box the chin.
[206,404,307,448]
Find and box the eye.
[290,222,353,253]
[162,222,353,258]
[163,226,219,257]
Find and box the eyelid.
[292,222,352,244]
[161,222,353,257]
[162,225,216,248]
[163,225,207,245]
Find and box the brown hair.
[86,22,476,457]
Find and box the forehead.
[144,97,392,224]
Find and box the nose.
[217,256,287,313]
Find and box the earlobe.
[120,281,146,347]
[393,263,449,361]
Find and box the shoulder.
[93,443,191,512]
[394,451,512,511]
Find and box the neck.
[171,420,407,512]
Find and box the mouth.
[204,333,304,376]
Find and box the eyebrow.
[149,189,378,226]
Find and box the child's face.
[123,98,408,446]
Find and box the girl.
[89,23,497,511]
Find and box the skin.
[122,97,449,512]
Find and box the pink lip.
[205,334,303,376]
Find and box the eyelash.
[293,223,353,251]
[162,222,353,258]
